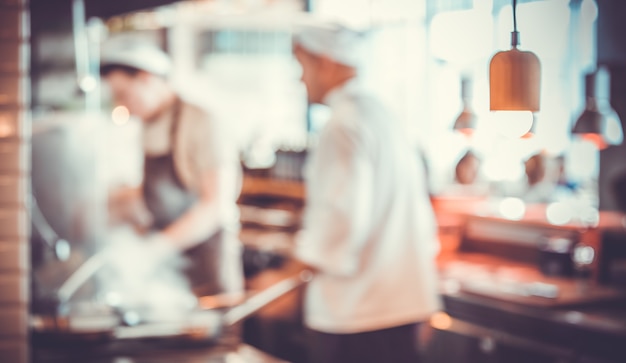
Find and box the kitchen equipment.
[538,235,575,277]
[31,270,312,347]
[598,229,626,287]
[31,195,72,262]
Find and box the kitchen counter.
[435,253,626,362]
[30,250,303,363]
[240,232,626,362]
[33,341,287,363]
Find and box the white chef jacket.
[295,79,441,334]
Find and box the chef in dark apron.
[100,42,244,299]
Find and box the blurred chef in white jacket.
[292,22,441,363]
[99,42,244,301]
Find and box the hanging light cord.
[511,0,520,47]
[513,0,518,33]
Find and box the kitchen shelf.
[240,177,305,201]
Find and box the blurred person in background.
[523,152,563,204]
[292,22,441,363]
[455,149,482,186]
[100,42,244,299]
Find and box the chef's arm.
[107,186,153,232]
[160,169,222,250]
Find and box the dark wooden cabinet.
[423,291,626,363]
[577,358,619,363]
[426,317,575,363]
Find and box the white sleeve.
[295,123,373,277]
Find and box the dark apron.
[142,99,230,297]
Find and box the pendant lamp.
[571,67,623,149]
[453,76,477,136]
[489,0,541,113]
[520,115,536,139]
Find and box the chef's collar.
[322,77,361,107]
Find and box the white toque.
[101,41,172,77]
[293,21,366,68]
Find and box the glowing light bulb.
[112,106,130,125]
[499,197,526,220]
[493,111,534,139]
[483,156,524,182]
[79,75,98,92]
[580,206,600,227]
[546,202,572,225]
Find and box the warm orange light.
[458,128,475,137]
[198,292,245,310]
[430,312,452,330]
[521,130,535,139]
[0,116,14,138]
[580,133,608,150]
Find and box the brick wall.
[0,0,30,362]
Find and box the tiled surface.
[0,306,27,337]
[0,140,28,173]
[0,8,20,39]
[0,3,28,362]
[0,174,24,205]
[0,40,22,73]
[0,110,21,139]
[0,340,27,363]
[0,274,27,304]
[0,207,26,239]
[0,75,28,108]
[0,109,30,140]
[0,74,22,107]
[0,240,26,272]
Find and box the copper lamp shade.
[453,109,477,136]
[489,0,541,112]
[572,67,623,149]
[489,47,541,112]
[521,114,537,139]
[453,77,477,135]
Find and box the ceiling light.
[453,76,478,136]
[489,0,541,112]
[571,67,623,149]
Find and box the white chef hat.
[100,41,172,77]
[293,21,366,68]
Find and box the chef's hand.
[135,233,186,275]
[99,228,195,321]
[108,186,153,233]
[102,229,186,282]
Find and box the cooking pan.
[31,270,312,347]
